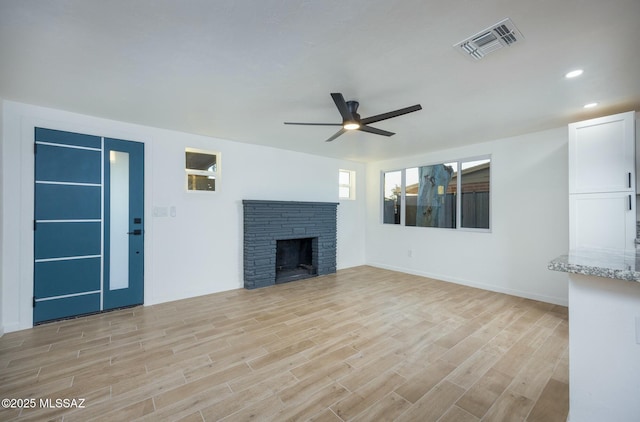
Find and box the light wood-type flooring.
[0,266,569,421]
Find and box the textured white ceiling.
[1,0,639,162]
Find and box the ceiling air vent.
[454,18,523,60]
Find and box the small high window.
[339,169,355,200]
[185,148,219,191]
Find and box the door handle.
[127,229,143,235]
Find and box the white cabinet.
[570,192,635,250]
[569,111,637,250]
[569,111,635,194]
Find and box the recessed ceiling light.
[565,69,584,79]
[583,102,598,108]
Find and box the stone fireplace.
[243,200,338,289]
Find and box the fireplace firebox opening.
[275,237,317,284]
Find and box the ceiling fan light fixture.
[283,93,421,142]
[565,69,584,79]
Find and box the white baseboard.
[1,321,24,335]
[367,262,569,307]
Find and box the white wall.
[365,127,570,305]
[1,100,366,333]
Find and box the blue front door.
[33,128,144,324]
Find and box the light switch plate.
[153,206,168,218]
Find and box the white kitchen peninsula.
[549,250,640,422]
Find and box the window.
[383,170,402,224]
[405,162,458,228]
[185,148,219,191]
[383,156,490,230]
[460,159,490,229]
[339,169,355,200]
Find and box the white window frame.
[381,168,404,224]
[185,147,220,192]
[381,154,491,231]
[458,156,491,231]
[339,169,356,200]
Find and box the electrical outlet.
[408,249,413,258]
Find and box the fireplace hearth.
[243,200,338,289]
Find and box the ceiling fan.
[284,93,422,142]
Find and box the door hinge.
[32,296,36,308]
[34,143,37,154]
[33,220,36,231]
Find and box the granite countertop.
[548,248,640,282]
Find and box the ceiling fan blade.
[284,122,342,126]
[360,104,422,125]
[358,125,395,137]
[325,128,346,142]
[330,93,353,121]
